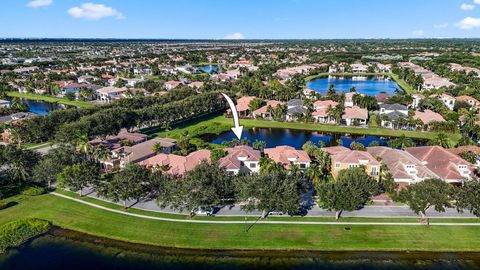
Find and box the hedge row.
[0,219,51,253]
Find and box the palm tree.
[389,135,416,150]
[428,133,451,148]
[75,133,94,158]
[259,157,284,175]
[93,144,111,161]
[252,140,267,152]
[289,164,302,179]
[306,163,322,184]
[327,105,344,124]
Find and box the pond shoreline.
[43,226,480,261]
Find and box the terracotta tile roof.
[253,100,283,115]
[264,146,311,168]
[235,96,256,112]
[406,146,473,181]
[330,150,380,165]
[448,145,480,156]
[89,129,147,150]
[367,147,438,180]
[312,108,329,117]
[314,100,339,109]
[219,146,261,170]
[139,149,211,176]
[342,106,368,120]
[456,95,480,106]
[414,110,445,125]
[321,146,350,156]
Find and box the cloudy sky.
[2,0,480,39]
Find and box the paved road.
[51,192,480,226]
[79,187,476,219]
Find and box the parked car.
[191,207,214,216]
[267,210,284,216]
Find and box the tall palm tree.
[76,133,94,158]
[306,163,322,184]
[93,144,111,161]
[428,133,451,149]
[289,164,302,179]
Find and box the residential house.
[322,146,380,178]
[77,75,97,84]
[414,109,445,128]
[344,92,362,107]
[375,93,391,105]
[351,63,368,73]
[286,99,307,121]
[106,138,177,170]
[406,146,473,184]
[379,103,409,129]
[96,86,127,103]
[367,147,438,188]
[89,129,148,151]
[188,81,204,89]
[253,100,284,120]
[228,96,256,118]
[410,93,424,109]
[456,95,480,108]
[219,146,261,175]
[448,145,480,166]
[164,81,182,90]
[342,106,368,126]
[139,149,211,176]
[264,146,311,170]
[61,82,86,95]
[312,100,338,124]
[436,94,456,111]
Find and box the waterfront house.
[164,81,182,90]
[312,100,338,123]
[264,146,311,170]
[406,146,473,184]
[286,99,307,121]
[228,96,256,118]
[139,149,211,176]
[413,109,445,129]
[351,63,369,73]
[435,94,456,111]
[322,146,380,178]
[342,106,368,126]
[253,100,284,120]
[219,146,261,175]
[379,103,409,129]
[367,147,438,188]
[375,93,391,105]
[455,95,480,108]
[89,129,148,151]
[410,94,424,109]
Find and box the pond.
[209,128,396,149]
[197,65,219,73]
[306,76,401,96]
[2,229,480,270]
[7,98,62,115]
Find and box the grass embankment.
[1,194,480,251]
[0,218,50,253]
[155,115,460,144]
[7,92,96,108]
[304,72,415,94]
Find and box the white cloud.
[412,30,424,36]
[434,23,448,29]
[456,17,480,29]
[26,0,52,8]
[68,3,124,20]
[461,3,475,10]
[475,0,480,4]
[223,32,245,40]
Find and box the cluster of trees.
[12,89,228,144]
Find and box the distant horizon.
[2,0,480,39]
[2,37,480,41]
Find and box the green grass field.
[1,193,480,251]
[7,92,96,108]
[155,115,460,144]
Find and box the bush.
[21,186,45,196]
[0,200,6,210]
[0,219,51,253]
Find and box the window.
[335,163,341,168]
[250,163,256,169]
[300,163,306,169]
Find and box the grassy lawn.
[155,115,460,144]
[7,92,96,108]
[1,194,480,251]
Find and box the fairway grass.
[2,194,480,251]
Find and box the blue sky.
[2,0,480,39]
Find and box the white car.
[191,207,214,216]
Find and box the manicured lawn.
[7,92,96,108]
[2,194,480,251]
[155,115,461,144]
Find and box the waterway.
[1,228,479,270]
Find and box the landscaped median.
[7,92,96,108]
[155,115,461,144]
[1,193,480,251]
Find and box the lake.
[198,65,219,73]
[2,229,480,270]
[7,98,62,115]
[306,76,401,96]
[209,128,394,149]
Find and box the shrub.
[21,186,45,196]
[0,219,51,253]
[0,200,6,210]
